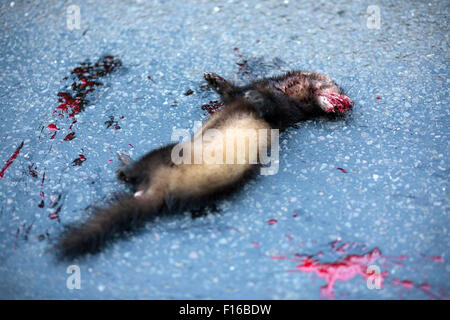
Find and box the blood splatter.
[40,172,45,200]
[420,283,431,291]
[52,55,122,142]
[49,194,62,208]
[431,256,444,262]
[201,100,224,114]
[376,96,381,100]
[233,47,251,81]
[330,238,342,249]
[28,164,38,178]
[64,132,76,141]
[72,154,86,166]
[336,241,351,254]
[267,219,278,225]
[270,255,288,260]
[420,253,444,262]
[393,279,414,289]
[48,205,61,220]
[291,248,385,299]
[47,124,59,131]
[337,167,348,173]
[54,92,83,118]
[0,141,24,179]
[105,116,121,130]
[68,120,77,131]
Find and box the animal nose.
[319,93,354,114]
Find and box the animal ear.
[117,152,134,166]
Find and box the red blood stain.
[420,283,431,291]
[336,241,351,254]
[393,279,414,289]
[252,241,260,247]
[64,132,76,141]
[267,219,277,225]
[0,141,24,179]
[420,254,444,262]
[52,55,122,141]
[330,238,342,249]
[68,120,77,131]
[28,165,38,178]
[277,239,447,299]
[292,248,384,299]
[55,92,83,118]
[319,93,353,113]
[337,167,348,173]
[49,194,62,208]
[201,100,224,114]
[292,212,298,217]
[376,96,381,100]
[48,206,61,220]
[431,256,444,262]
[40,172,45,200]
[270,255,288,260]
[233,47,251,80]
[72,154,86,166]
[47,124,59,131]
[105,116,121,130]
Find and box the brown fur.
[55,70,353,259]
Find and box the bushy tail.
[56,194,164,260]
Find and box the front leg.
[204,72,240,102]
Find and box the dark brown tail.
[56,194,164,260]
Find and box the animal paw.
[204,72,229,93]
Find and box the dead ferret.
[56,70,353,259]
